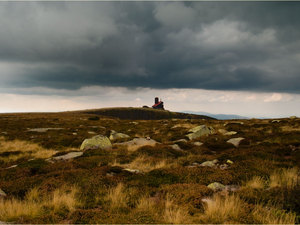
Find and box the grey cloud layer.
[1,2,300,93]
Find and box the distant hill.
[183,111,248,120]
[76,107,216,120]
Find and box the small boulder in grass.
[0,188,6,197]
[207,182,226,191]
[80,135,112,151]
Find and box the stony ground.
[0,112,299,224]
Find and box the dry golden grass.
[252,204,296,224]
[163,197,190,224]
[269,167,299,189]
[107,183,127,209]
[245,176,266,189]
[0,186,79,222]
[199,194,243,223]
[136,196,157,212]
[0,136,57,162]
[112,156,175,172]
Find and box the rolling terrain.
[0,109,299,224]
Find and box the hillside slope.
[76,107,216,120]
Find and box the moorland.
[0,108,299,224]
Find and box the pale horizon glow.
[0,86,299,119]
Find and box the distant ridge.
[183,111,248,120]
[76,107,216,120]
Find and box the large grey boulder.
[186,125,214,140]
[109,130,130,141]
[80,135,112,151]
[227,137,245,147]
[0,188,6,197]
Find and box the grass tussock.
[270,167,299,188]
[163,197,190,224]
[107,183,127,209]
[199,194,243,223]
[0,136,57,162]
[245,176,266,189]
[112,155,175,172]
[0,186,79,222]
[252,204,296,224]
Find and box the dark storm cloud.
[1,1,300,93]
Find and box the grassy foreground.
[0,112,299,224]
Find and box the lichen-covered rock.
[227,137,245,147]
[80,135,112,151]
[226,159,233,164]
[109,130,130,141]
[0,188,6,197]
[186,125,214,140]
[207,182,226,191]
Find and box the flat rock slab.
[27,128,64,132]
[169,144,182,151]
[227,137,245,147]
[115,138,158,151]
[49,152,83,162]
[224,131,237,136]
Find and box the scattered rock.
[173,139,187,143]
[27,128,64,132]
[218,129,228,134]
[5,165,18,169]
[115,137,158,151]
[186,125,214,140]
[271,120,281,123]
[200,159,218,167]
[47,152,83,162]
[0,188,6,197]
[88,131,97,135]
[224,185,240,192]
[1,132,7,135]
[169,144,182,151]
[171,124,194,129]
[226,159,233,164]
[123,168,142,174]
[193,141,203,146]
[72,132,77,135]
[227,137,245,147]
[219,164,228,170]
[224,121,244,126]
[224,131,237,136]
[80,135,112,151]
[129,122,139,125]
[109,130,130,141]
[207,182,226,191]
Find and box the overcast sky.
[0,1,299,118]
